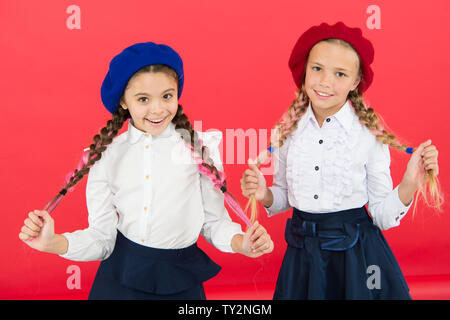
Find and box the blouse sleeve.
[198,131,244,253]
[366,140,413,230]
[59,150,118,261]
[264,134,292,216]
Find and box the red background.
[1,0,450,299]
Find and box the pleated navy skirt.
[273,206,412,300]
[88,231,221,300]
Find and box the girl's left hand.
[240,221,274,258]
[403,140,439,188]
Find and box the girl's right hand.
[19,210,55,252]
[240,159,268,202]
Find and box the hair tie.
[405,147,414,154]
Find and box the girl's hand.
[19,210,55,252]
[240,159,267,202]
[403,140,439,189]
[238,221,274,258]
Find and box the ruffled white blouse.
[59,120,243,262]
[266,100,412,230]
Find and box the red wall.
[2,0,449,299]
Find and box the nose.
[147,99,165,115]
[319,71,332,88]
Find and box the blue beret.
[101,42,184,114]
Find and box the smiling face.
[304,40,361,119]
[120,70,179,136]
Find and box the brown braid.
[45,107,130,209]
[46,64,235,214]
[171,104,226,189]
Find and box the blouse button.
[314,194,319,199]
[319,139,323,144]
[315,166,319,171]
[144,206,148,211]
[145,175,150,179]
[326,118,331,123]
[145,145,149,149]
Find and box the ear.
[119,98,128,110]
[350,76,361,92]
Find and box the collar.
[297,99,355,135]
[332,100,355,134]
[127,119,176,144]
[296,102,317,135]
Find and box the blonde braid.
[347,89,442,212]
[273,88,310,149]
[245,88,310,223]
[348,90,407,151]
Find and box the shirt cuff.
[229,229,245,254]
[220,224,245,253]
[264,186,290,217]
[58,232,74,260]
[392,185,414,223]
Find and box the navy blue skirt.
[88,231,221,300]
[273,206,412,300]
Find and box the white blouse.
[266,100,412,230]
[60,120,243,262]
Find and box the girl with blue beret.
[241,21,441,299]
[19,42,274,299]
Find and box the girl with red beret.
[241,22,441,299]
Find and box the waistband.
[285,206,372,251]
[293,206,371,225]
[115,231,202,260]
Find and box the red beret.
[288,21,375,93]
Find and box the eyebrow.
[310,61,349,72]
[133,88,176,96]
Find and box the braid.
[45,107,130,212]
[274,88,310,149]
[172,104,226,189]
[68,106,130,188]
[246,88,310,224]
[348,89,407,152]
[253,88,309,167]
[347,89,442,212]
[172,104,252,226]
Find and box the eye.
[312,66,321,71]
[163,93,173,100]
[138,97,149,103]
[336,72,346,78]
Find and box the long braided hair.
[44,106,130,212]
[266,39,442,215]
[45,64,244,221]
